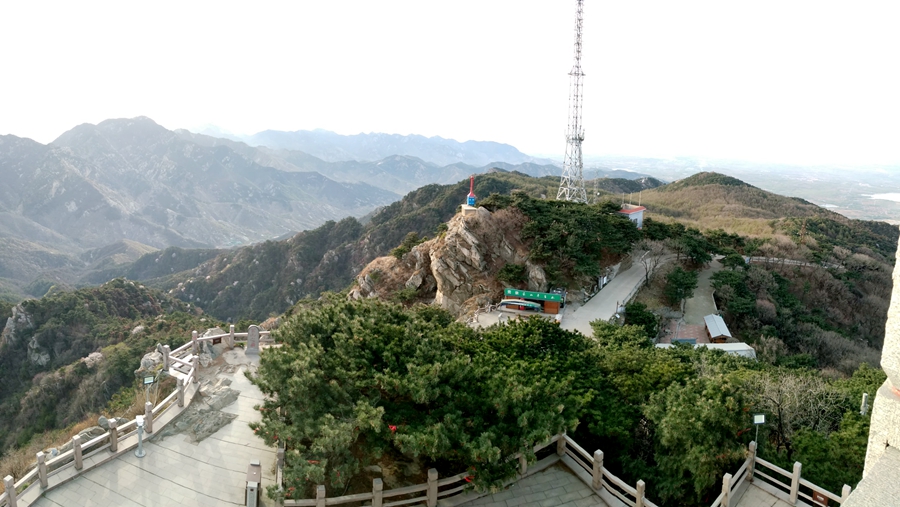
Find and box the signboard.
[503,289,562,302]
[143,376,155,385]
[812,491,828,506]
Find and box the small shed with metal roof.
[704,314,732,343]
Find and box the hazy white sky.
[1,1,897,165]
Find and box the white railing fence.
[467,303,500,325]
[0,323,271,507]
[279,433,658,507]
[710,441,853,507]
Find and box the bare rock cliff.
[0,304,33,349]
[352,207,548,318]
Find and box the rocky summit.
[353,206,546,318]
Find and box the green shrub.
[497,263,528,285]
[393,287,418,304]
[624,302,659,339]
[391,232,427,259]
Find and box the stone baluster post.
[518,454,527,475]
[191,330,199,355]
[635,480,645,507]
[161,345,171,371]
[109,419,119,453]
[36,451,48,488]
[144,402,154,433]
[426,468,438,507]
[4,475,17,507]
[747,441,757,482]
[592,450,603,490]
[73,435,83,470]
[192,356,199,383]
[841,484,852,502]
[721,473,732,507]
[556,433,567,457]
[228,324,235,349]
[315,485,326,507]
[372,478,384,507]
[177,378,185,407]
[789,462,801,504]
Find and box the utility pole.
[557,0,588,203]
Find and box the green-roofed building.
[502,289,565,314]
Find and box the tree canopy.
[250,297,885,505]
[250,297,592,498]
[664,267,699,309]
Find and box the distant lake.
[867,193,900,203]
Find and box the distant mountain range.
[0,117,662,299]
[201,127,556,168]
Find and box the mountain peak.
[662,171,753,191]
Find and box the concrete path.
[462,463,608,507]
[561,262,647,338]
[33,350,276,507]
[734,484,793,507]
[682,257,724,325]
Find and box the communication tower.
[556,0,587,203]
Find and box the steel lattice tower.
[557,0,587,203]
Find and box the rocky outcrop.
[154,377,239,443]
[27,336,50,367]
[134,350,164,378]
[0,304,34,349]
[353,207,547,318]
[1,304,53,367]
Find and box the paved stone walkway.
[33,349,276,507]
[562,262,646,337]
[683,257,723,325]
[462,463,608,507]
[734,484,793,507]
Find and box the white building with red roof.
[618,204,646,229]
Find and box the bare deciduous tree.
[746,372,845,459]
[636,239,668,284]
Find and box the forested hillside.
[96,172,653,322]
[632,172,896,373]
[641,172,867,235]
[137,173,551,321]
[0,279,209,454]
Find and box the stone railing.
[167,324,273,358]
[0,378,195,507]
[466,303,500,325]
[278,433,659,507]
[710,441,852,507]
[0,324,270,507]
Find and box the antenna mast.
[557,0,587,203]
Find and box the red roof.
[618,206,646,214]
